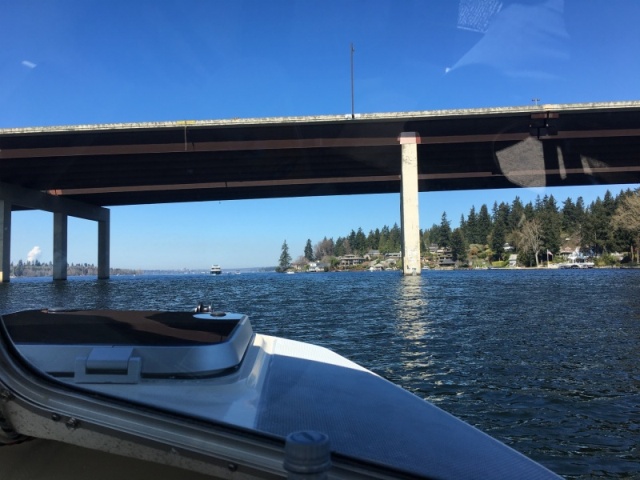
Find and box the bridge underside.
[2,102,640,207]
[1,102,640,279]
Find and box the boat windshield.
[1,1,640,479]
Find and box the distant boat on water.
[210,265,222,275]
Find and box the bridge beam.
[399,132,421,276]
[0,181,110,282]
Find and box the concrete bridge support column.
[0,199,11,283]
[399,132,421,276]
[0,181,110,282]
[53,213,68,281]
[97,212,110,280]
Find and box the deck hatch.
[74,347,142,384]
[1,309,254,381]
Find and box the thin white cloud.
[21,60,37,69]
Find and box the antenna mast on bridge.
[350,43,355,119]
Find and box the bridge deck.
[1,101,640,208]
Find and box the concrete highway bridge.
[1,101,640,281]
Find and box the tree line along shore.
[279,188,640,272]
[8,261,141,278]
[10,189,640,276]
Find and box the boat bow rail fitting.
[284,431,331,479]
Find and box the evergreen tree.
[420,228,429,253]
[561,197,577,233]
[354,227,367,254]
[540,195,562,254]
[573,196,586,239]
[304,239,314,261]
[491,201,499,222]
[465,206,478,244]
[509,197,525,232]
[575,197,585,220]
[347,229,357,250]
[450,228,467,263]
[378,226,391,253]
[523,201,535,220]
[389,223,402,252]
[477,204,492,245]
[334,237,348,256]
[583,198,611,254]
[534,194,543,212]
[367,228,381,251]
[490,202,509,260]
[278,240,292,271]
[438,212,452,248]
[603,190,616,216]
[426,223,440,248]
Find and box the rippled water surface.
[1,269,639,478]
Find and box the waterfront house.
[365,250,381,261]
[307,261,327,272]
[438,258,456,270]
[339,254,365,267]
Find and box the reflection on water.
[394,276,428,336]
[392,276,436,389]
[1,269,639,479]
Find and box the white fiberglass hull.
[0,309,561,479]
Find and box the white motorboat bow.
[0,307,561,479]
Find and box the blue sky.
[2,0,640,269]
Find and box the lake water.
[1,269,639,478]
